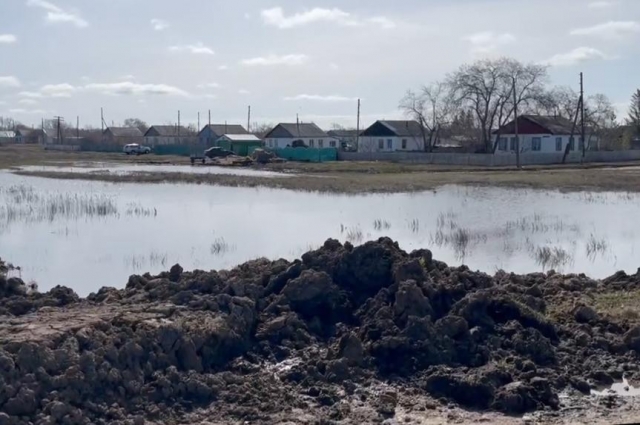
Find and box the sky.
[0,0,639,130]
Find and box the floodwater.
[17,163,290,178]
[1,171,639,295]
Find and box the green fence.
[272,147,337,163]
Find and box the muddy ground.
[2,240,640,424]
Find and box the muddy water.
[17,163,290,177]
[1,171,639,295]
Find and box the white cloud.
[84,82,189,96]
[18,99,38,105]
[151,18,169,31]
[367,16,396,29]
[283,94,358,102]
[261,7,394,29]
[464,31,516,54]
[238,89,250,95]
[544,47,609,66]
[19,91,43,98]
[10,108,46,114]
[168,42,215,55]
[241,54,309,66]
[0,76,21,88]
[0,34,17,44]
[26,0,88,28]
[570,21,640,39]
[40,83,76,97]
[218,65,229,71]
[198,82,220,89]
[588,1,614,8]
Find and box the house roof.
[106,127,143,137]
[496,115,576,135]
[145,125,192,137]
[0,131,16,138]
[377,120,424,137]
[218,134,262,142]
[200,124,249,137]
[266,123,329,139]
[328,129,359,138]
[15,129,32,136]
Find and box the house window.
[569,137,575,151]
[318,139,324,148]
[532,137,542,151]
[309,140,314,147]
[498,137,507,151]
[402,139,407,149]
[330,141,336,148]
[387,139,393,150]
[556,137,562,151]
[378,139,384,150]
[510,137,517,151]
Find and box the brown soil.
[2,241,640,424]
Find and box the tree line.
[401,57,637,153]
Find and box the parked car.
[123,144,151,155]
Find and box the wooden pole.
[247,105,251,132]
[513,80,520,169]
[580,72,586,158]
[356,98,361,150]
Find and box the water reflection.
[1,172,639,295]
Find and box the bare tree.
[250,122,274,139]
[585,94,617,150]
[447,58,547,152]
[530,86,580,119]
[123,118,148,133]
[399,82,452,152]
[0,116,21,131]
[628,89,640,133]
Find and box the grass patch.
[593,290,640,321]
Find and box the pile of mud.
[1,239,640,424]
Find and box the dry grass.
[592,290,640,320]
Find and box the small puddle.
[591,380,640,397]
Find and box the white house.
[144,125,197,146]
[494,115,590,154]
[358,120,425,152]
[263,123,338,149]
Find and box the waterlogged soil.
[2,240,640,424]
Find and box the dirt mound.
[1,239,640,424]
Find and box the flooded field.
[17,162,290,177]
[1,170,639,295]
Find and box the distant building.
[264,123,337,149]
[0,130,16,145]
[359,120,426,152]
[144,125,197,146]
[103,127,144,145]
[199,124,249,146]
[327,129,359,151]
[216,134,263,156]
[494,115,593,154]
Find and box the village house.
[264,123,337,149]
[144,125,197,146]
[0,130,16,145]
[198,124,249,146]
[327,129,359,151]
[216,134,263,156]
[358,120,425,152]
[102,127,144,145]
[494,115,589,154]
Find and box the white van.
[123,144,151,155]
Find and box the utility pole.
[178,110,181,139]
[197,112,200,131]
[54,116,64,145]
[512,80,520,169]
[247,105,251,132]
[580,72,586,158]
[356,99,361,150]
[208,110,211,127]
[76,116,79,139]
[100,108,104,132]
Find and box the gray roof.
[107,127,143,137]
[146,125,192,136]
[218,134,262,142]
[0,131,16,138]
[378,120,424,137]
[522,115,576,135]
[267,123,329,138]
[200,124,249,137]
[15,129,32,136]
